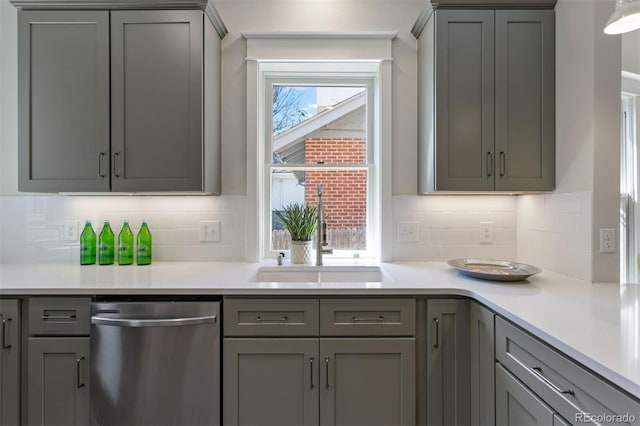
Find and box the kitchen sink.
[255,264,384,282]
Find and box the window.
[243,33,394,263]
[621,93,639,282]
[268,80,373,259]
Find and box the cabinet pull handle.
[98,152,106,178]
[41,314,76,321]
[351,315,384,323]
[76,356,86,388]
[113,152,121,178]
[433,318,439,348]
[310,357,314,388]
[2,318,11,349]
[324,357,330,388]
[500,152,506,177]
[530,366,574,396]
[255,315,288,323]
[487,152,493,177]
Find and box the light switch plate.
[199,221,220,242]
[63,220,78,241]
[480,222,494,244]
[397,222,419,242]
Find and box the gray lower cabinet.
[15,5,225,193]
[496,363,555,425]
[224,338,320,426]
[470,302,495,426]
[415,6,555,192]
[27,337,90,426]
[224,337,415,426]
[223,298,416,426]
[0,300,21,426]
[426,299,470,426]
[320,338,416,426]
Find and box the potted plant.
[274,203,318,264]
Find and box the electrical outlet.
[199,221,220,242]
[599,228,615,253]
[397,222,419,242]
[63,220,78,241]
[480,222,494,244]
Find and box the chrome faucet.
[316,184,333,266]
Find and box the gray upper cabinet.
[0,300,21,426]
[14,3,226,193]
[415,3,555,192]
[494,10,555,191]
[110,10,203,192]
[18,11,111,192]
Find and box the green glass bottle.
[118,220,134,265]
[98,221,115,265]
[136,221,152,265]
[79,221,96,265]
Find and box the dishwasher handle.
[92,315,217,328]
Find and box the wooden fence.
[272,228,366,251]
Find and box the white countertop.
[0,261,638,399]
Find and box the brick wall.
[305,138,367,229]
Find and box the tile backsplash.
[0,193,593,282]
[0,195,247,263]
[517,191,592,282]
[392,195,518,262]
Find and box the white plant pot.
[290,240,313,265]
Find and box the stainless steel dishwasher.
[90,301,220,426]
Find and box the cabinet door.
[435,10,495,191]
[470,302,495,426]
[111,10,203,192]
[28,337,89,426]
[496,363,555,425]
[495,10,555,191]
[223,338,319,426]
[0,300,20,426]
[320,338,415,426]
[426,299,470,426]
[18,11,110,192]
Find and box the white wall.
[214,0,424,195]
[517,0,621,282]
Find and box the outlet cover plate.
[480,222,494,244]
[199,221,220,242]
[599,228,615,253]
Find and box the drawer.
[29,297,91,336]
[496,317,639,426]
[224,299,319,336]
[320,299,415,336]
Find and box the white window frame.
[244,33,395,263]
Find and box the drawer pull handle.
[255,315,288,323]
[41,314,76,321]
[324,357,330,388]
[351,315,384,323]
[2,318,11,349]
[310,357,314,388]
[76,356,85,388]
[113,152,121,178]
[500,152,506,177]
[530,366,574,396]
[487,152,494,177]
[98,152,106,178]
[433,318,439,348]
